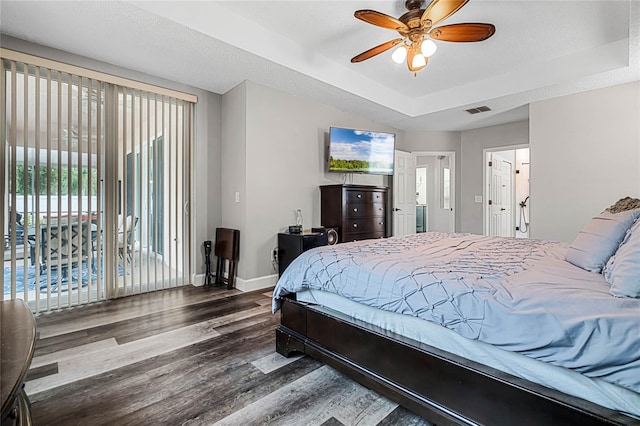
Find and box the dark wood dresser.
[320,184,388,243]
[1,300,36,426]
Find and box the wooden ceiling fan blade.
[429,23,496,42]
[351,38,404,63]
[421,0,469,27]
[354,10,409,31]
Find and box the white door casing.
[393,150,416,237]
[487,152,513,237]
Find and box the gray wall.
[198,91,223,276]
[230,81,401,280]
[401,131,461,153]
[530,81,640,242]
[1,37,223,278]
[460,121,529,234]
[221,82,248,271]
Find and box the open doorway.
[484,147,530,238]
[415,152,455,233]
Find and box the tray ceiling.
[1,1,638,131]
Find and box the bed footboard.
[276,297,638,426]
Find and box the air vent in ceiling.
[465,106,491,114]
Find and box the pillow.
[603,218,640,298]
[605,196,640,213]
[565,208,640,273]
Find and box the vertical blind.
[1,49,195,312]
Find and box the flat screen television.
[328,127,395,175]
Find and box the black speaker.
[278,232,329,277]
[312,227,339,245]
[326,228,338,245]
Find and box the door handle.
[500,208,506,211]
[393,208,402,212]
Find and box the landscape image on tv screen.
[328,127,395,175]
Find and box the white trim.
[192,273,206,287]
[235,274,278,292]
[191,273,277,292]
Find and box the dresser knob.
[379,221,384,225]
[379,207,383,211]
[357,194,362,199]
[353,223,358,228]
[353,208,358,212]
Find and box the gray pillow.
[604,219,640,298]
[565,209,640,273]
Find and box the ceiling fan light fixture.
[392,45,407,63]
[351,1,494,75]
[412,52,427,68]
[421,39,437,57]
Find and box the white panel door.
[488,154,513,237]
[393,150,416,237]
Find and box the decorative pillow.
[603,218,640,298]
[565,208,640,273]
[605,196,640,213]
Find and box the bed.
[272,205,640,426]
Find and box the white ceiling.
[1,0,638,131]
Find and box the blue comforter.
[273,232,640,393]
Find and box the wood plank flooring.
[26,285,432,425]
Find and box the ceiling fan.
[351,0,495,75]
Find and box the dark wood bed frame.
[276,297,639,426]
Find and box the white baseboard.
[192,273,206,287]
[190,273,277,292]
[235,274,278,292]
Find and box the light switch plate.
[474,195,483,203]
[235,192,240,203]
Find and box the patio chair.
[37,217,94,280]
[7,211,25,246]
[117,215,138,268]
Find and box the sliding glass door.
[113,87,192,298]
[1,49,194,312]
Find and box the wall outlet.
[271,248,278,262]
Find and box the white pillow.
[604,219,640,298]
[565,209,640,273]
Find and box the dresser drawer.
[346,202,385,218]
[346,190,386,204]
[345,218,386,233]
[321,184,388,246]
[344,231,385,242]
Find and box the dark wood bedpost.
[276,297,307,357]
